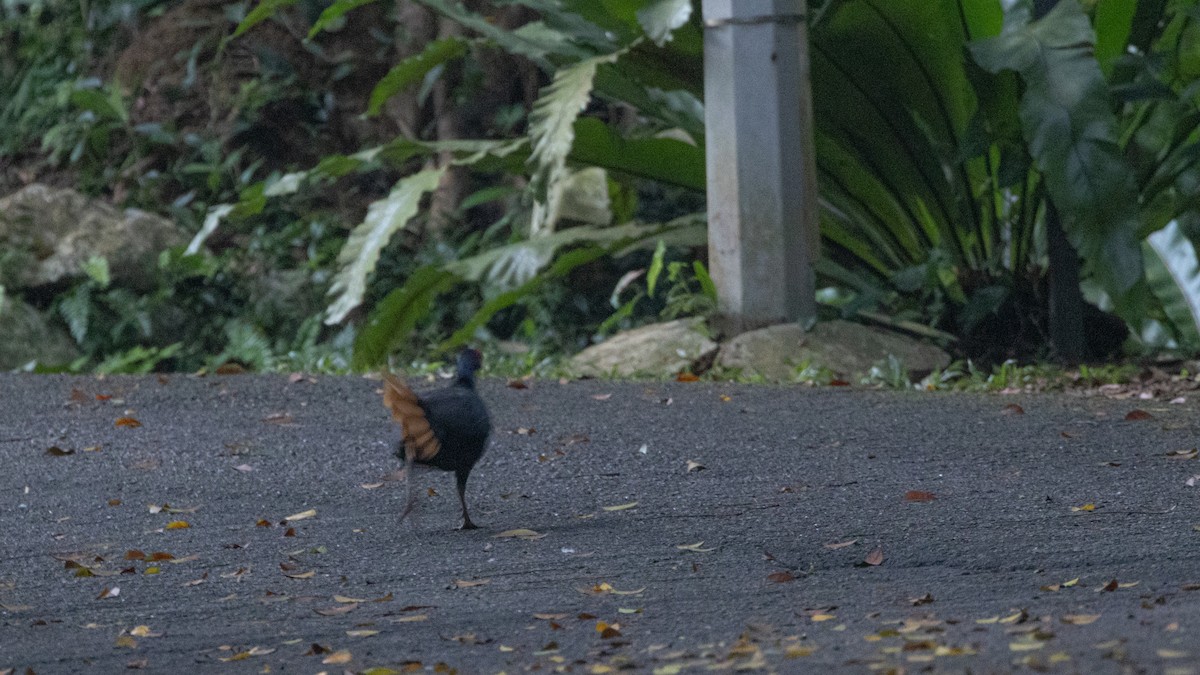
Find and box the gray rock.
[569,317,719,378]
[717,319,951,381]
[0,296,80,370]
[0,184,186,290]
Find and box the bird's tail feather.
[382,374,441,461]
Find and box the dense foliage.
[2,0,1199,375]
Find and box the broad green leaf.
[308,0,378,38]
[971,0,1145,313]
[569,117,704,191]
[353,265,460,369]
[637,0,692,47]
[366,38,470,116]
[325,168,446,324]
[1093,0,1137,74]
[556,167,613,226]
[1145,220,1200,348]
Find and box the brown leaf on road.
[96,586,120,599]
[452,579,490,589]
[321,650,352,665]
[534,613,569,621]
[262,412,297,426]
[315,603,358,616]
[864,548,885,566]
[1001,404,1025,415]
[45,446,75,456]
[494,529,546,540]
[905,490,936,502]
[1166,448,1198,460]
[115,417,143,428]
[1100,579,1119,592]
[823,539,857,550]
[1124,409,1153,421]
[506,379,529,390]
[767,571,795,584]
[676,372,699,382]
[910,593,934,606]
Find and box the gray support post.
[702,0,818,335]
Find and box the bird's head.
[455,348,484,384]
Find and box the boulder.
[0,296,80,369]
[569,317,719,378]
[717,320,951,381]
[0,184,186,290]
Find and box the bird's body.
[383,349,490,529]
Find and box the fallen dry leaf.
[767,571,795,584]
[283,570,315,580]
[910,593,934,606]
[534,613,569,621]
[361,482,384,490]
[864,548,885,566]
[452,579,490,588]
[1001,403,1025,415]
[602,502,638,511]
[1166,448,1199,460]
[1124,409,1153,421]
[685,460,706,473]
[45,446,75,456]
[164,520,190,530]
[676,542,715,553]
[347,630,379,638]
[823,539,857,550]
[1062,614,1100,625]
[494,528,546,540]
[284,508,317,522]
[262,412,296,425]
[129,625,161,638]
[675,372,700,382]
[1070,503,1096,512]
[96,586,120,599]
[904,490,936,502]
[591,393,613,401]
[506,379,529,390]
[115,417,143,428]
[315,603,357,616]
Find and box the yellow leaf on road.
[284,508,317,521]
[602,502,638,511]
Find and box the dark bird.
[382,348,491,529]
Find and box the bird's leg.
[455,469,478,530]
[398,450,418,523]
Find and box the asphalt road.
[1,372,1199,674]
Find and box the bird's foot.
[459,519,479,531]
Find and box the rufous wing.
[382,374,441,461]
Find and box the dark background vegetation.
[2,0,1199,380]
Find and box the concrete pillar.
[702,0,818,335]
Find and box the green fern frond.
[527,51,619,236]
[324,167,446,325]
